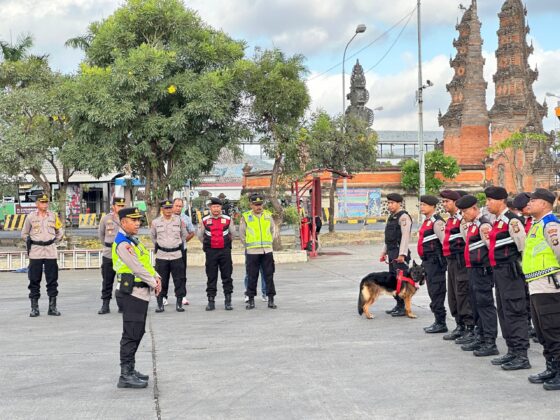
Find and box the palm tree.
[0,34,33,61]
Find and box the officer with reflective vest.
[456,195,499,357]
[417,195,448,334]
[97,196,126,315]
[239,193,277,310]
[197,197,234,311]
[440,190,474,344]
[523,188,560,390]
[113,207,161,389]
[379,193,412,317]
[484,186,530,370]
[21,193,64,317]
[150,199,188,313]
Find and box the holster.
[26,237,32,255]
[119,273,135,295]
[549,274,560,290]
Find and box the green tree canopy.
[400,150,460,194]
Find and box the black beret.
[506,198,515,208]
[530,188,556,205]
[118,207,143,220]
[250,193,264,204]
[440,190,460,201]
[160,199,173,208]
[456,195,478,210]
[484,186,508,200]
[113,197,126,206]
[420,195,439,206]
[386,193,403,203]
[512,192,531,210]
[456,190,469,197]
[37,193,49,202]
[208,197,223,206]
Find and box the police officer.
[21,193,64,317]
[151,199,187,313]
[440,190,474,343]
[523,189,560,390]
[172,198,196,306]
[456,195,499,356]
[379,193,412,317]
[113,207,161,389]
[197,197,234,311]
[97,197,126,314]
[484,186,530,370]
[239,193,277,310]
[417,195,448,333]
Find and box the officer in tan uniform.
[97,197,126,315]
[21,193,64,317]
[150,199,187,313]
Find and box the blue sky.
[2,0,559,131]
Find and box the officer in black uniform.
[379,193,412,317]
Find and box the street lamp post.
[341,24,366,218]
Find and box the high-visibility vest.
[522,214,560,282]
[243,210,273,249]
[112,232,155,282]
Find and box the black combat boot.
[155,296,164,313]
[117,363,148,389]
[205,297,215,311]
[455,326,476,345]
[268,296,277,309]
[29,298,40,317]
[423,322,436,331]
[443,324,465,341]
[491,351,516,365]
[385,303,399,314]
[473,338,500,357]
[130,362,149,381]
[391,301,406,317]
[98,299,110,315]
[246,297,255,310]
[224,294,233,311]
[176,298,185,312]
[529,358,556,384]
[461,335,482,351]
[48,297,61,316]
[501,353,531,371]
[425,322,448,334]
[543,361,560,391]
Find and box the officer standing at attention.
[484,186,530,370]
[456,195,499,356]
[379,193,412,317]
[172,198,196,306]
[113,207,161,389]
[522,189,560,390]
[21,193,64,317]
[440,190,474,343]
[197,197,234,311]
[151,199,187,313]
[239,193,277,310]
[97,197,126,315]
[417,195,448,333]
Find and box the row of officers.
[383,187,560,391]
[22,193,276,388]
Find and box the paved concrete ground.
[1,244,558,420]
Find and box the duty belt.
[117,274,149,288]
[156,244,182,252]
[30,238,56,246]
[104,242,113,248]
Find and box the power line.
[306,6,417,82]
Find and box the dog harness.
[395,269,419,294]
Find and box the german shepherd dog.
[357,261,426,319]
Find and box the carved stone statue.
[345,60,374,127]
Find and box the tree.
[0,34,33,62]
[305,111,377,232]
[240,48,310,249]
[66,0,246,221]
[400,150,460,193]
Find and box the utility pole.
[417,0,426,198]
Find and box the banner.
[337,188,382,218]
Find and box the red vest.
[464,216,490,268]
[524,216,533,234]
[417,214,443,259]
[488,210,522,267]
[443,214,465,257]
[202,214,232,251]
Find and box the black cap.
[420,195,439,206]
[456,190,469,197]
[113,197,126,206]
[118,207,143,220]
[440,190,460,201]
[512,192,531,210]
[208,197,223,206]
[37,193,49,203]
[530,188,557,205]
[250,193,264,204]
[160,199,173,208]
[484,186,508,200]
[386,193,403,203]
[456,195,478,210]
